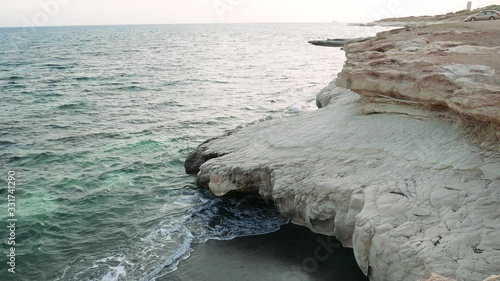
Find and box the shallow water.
[0,23,389,281]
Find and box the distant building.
[467,1,472,11]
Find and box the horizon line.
[0,20,371,29]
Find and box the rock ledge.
[185,21,500,281]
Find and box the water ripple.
[0,23,390,281]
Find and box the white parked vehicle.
[464,10,500,21]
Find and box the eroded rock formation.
[185,22,500,281]
[186,84,500,280]
[336,22,500,128]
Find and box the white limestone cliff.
[185,84,500,280]
[184,22,500,281]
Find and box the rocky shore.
[185,22,500,281]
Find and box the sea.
[0,23,390,281]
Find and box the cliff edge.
[337,21,500,129]
[184,22,500,281]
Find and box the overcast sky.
[0,0,499,27]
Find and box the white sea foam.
[138,234,194,281]
[68,193,289,281]
[287,103,303,113]
[100,264,126,281]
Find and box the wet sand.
[161,223,368,281]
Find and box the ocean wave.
[188,78,230,84]
[42,63,77,70]
[147,194,288,279]
[40,92,64,97]
[4,84,27,89]
[74,76,94,81]
[138,234,194,281]
[6,151,88,167]
[48,132,128,143]
[54,191,288,281]
[56,102,88,110]
[116,85,148,91]
[3,75,24,81]
[147,100,185,109]
[44,124,72,130]
[286,103,304,113]
[0,61,28,67]
[0,140,15,146]
[7,152,59,166]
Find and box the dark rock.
[184,130,237,174]
[308,37,371,47]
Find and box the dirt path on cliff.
[423,21,500,68]
[380,21,500,69]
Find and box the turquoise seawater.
[0,23,389,281]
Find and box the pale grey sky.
[0,0,499,27]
